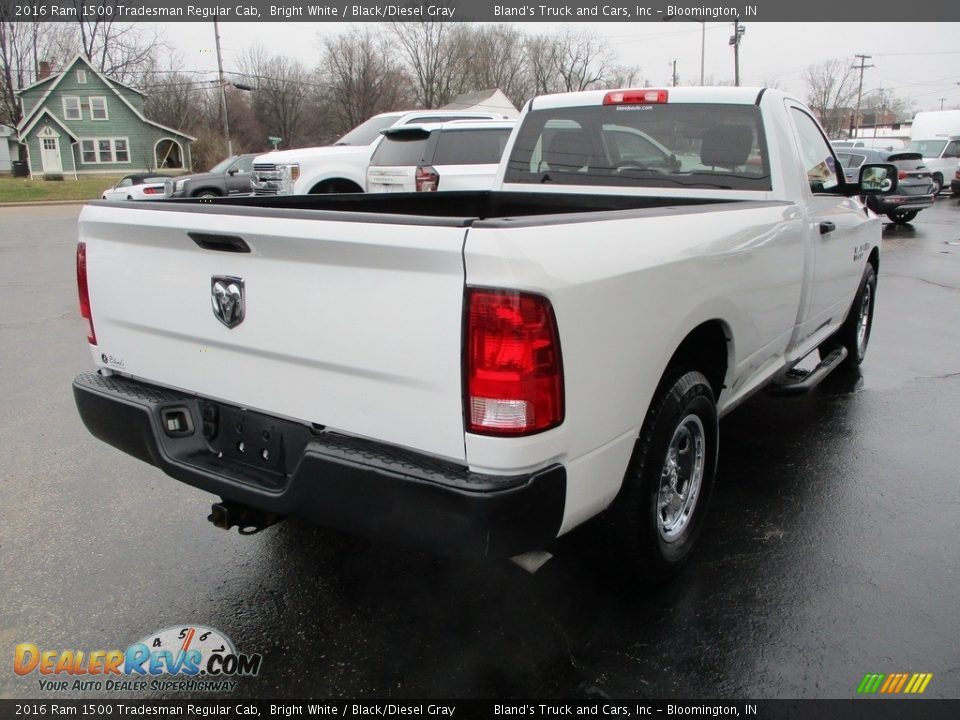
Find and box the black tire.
[931,174,942,196]
[887,210,918,224]
[194,190,220,198]
[819,263,877,370]
[607,370,718,584]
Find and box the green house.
[15,55,195,178]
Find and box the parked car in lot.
[75,87,899,581]
[835,147,936,223]
[101,174,171,201]
[366,120,514,193]
[905,136,960,195]
[951,161,960,197]
[832,138,907,151]
[251,110,510,196]
[164,154,257,198]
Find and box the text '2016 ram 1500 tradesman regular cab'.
[74,88,898,582]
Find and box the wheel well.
[309,178,363,194]
[868,246,879,274]
[191,187,221,197]
[665,321,730,399]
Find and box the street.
[1,199,958,700]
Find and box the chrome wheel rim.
[857,283,872,356]
[657,414,705,541]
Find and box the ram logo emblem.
[211,276,245,329]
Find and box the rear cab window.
[503,103,771,191]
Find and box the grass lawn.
[0,175,124,203]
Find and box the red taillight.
[603,89,668,105]
[76,242,97,345]
[465,289,564,435]
[415,165,439,192]
[142,186,163,195]
[898,170,908,180]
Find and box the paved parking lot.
[1,199,959,700]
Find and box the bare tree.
[803,58,858,137]
[550,28,614,92]
[0,18,75,125]
[459,25,534,109]
[524,29,615,95]
[317,27,412,137]
[236,46,313,149]
[70,1,163,82]
[390,20,470,108]
[599,64,646,91]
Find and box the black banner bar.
[2,700,960,720]
[3,0,960,22]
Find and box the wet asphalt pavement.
[1,199,959,701]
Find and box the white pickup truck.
[73,88,898,581]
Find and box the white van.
[906,136,960,195]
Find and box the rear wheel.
[819,263,877,370]
[194,190,220,198]
[887,210,919,224]
[608,370,718,584]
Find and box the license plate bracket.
[205,404,285,474]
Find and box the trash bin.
[11,160,28,177]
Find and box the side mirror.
[857,163,898,195]
[227,168,238,176]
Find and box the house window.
[81,140,96,163]
[89,96,108,120]
[43,138,57,151]
[80,138,131,164]
[63,96,81,120]
[76,70,87,84]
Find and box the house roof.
[18,108,79,142]
[16,55,196,142]
[441,89,519,117]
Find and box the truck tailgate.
[79,203,469,462]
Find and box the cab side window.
[791,108,841,193]
[943,141,960,159]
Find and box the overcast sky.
[155,22,960,113]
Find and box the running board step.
[766,347,848,396]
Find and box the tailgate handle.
[188,232,250,253]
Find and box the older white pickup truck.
[73,88,897,581]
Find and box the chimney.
[38,61,51,80]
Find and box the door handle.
[819,221,836,235]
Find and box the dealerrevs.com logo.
[14,625,262,693]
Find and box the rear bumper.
[870,193,935,213]
[73,372,565,559]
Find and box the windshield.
[207,157,236,174]
[504,103,771,191]
[336,115,400,146]
[907,140,947,158]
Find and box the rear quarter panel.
[465,202,805,531]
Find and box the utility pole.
[670,59,679,87]
[214,17,233,158]
[700,22,705,86]
[729,21,745,86]
[851,54,873,139]
[940,97,947,110]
